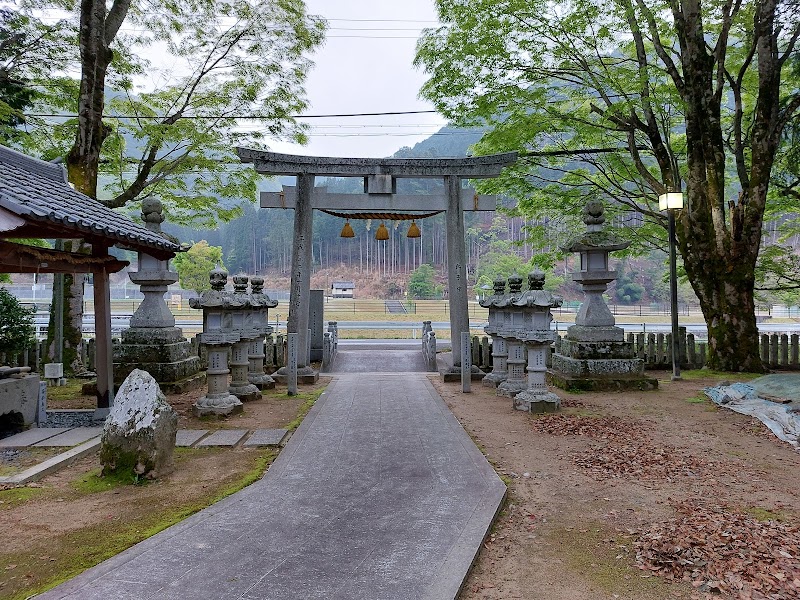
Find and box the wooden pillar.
[287,173,314,370]
[445,175,469,368]
[92,246,113,414]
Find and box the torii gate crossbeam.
[237,148,518,378]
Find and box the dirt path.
[430,372,800,600]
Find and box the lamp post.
[659,191,684,381]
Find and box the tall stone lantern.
[114,198,202,391]
[480,277,509,387]
[247,276,278,389]
[508,271,562,413]
[227,275,261,402]
[496,274,527,396]
[548,202,657,391]
[189,268,243,416]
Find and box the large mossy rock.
[100,369,178,479]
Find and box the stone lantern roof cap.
[562,201,630,252]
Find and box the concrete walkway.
[40,372,505,600]
[329,343,430,373]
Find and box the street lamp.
[659,191,684,380]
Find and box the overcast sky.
[266,0,449,159]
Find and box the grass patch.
[0,449,279,600]
[44,379,95,408]
[744,506,789,522]
[546,522,672,596]
[0,486,47,509]
[282,388,326,431]
[685,394,710,404]
[679,369,763,381]
[70,467,141,494]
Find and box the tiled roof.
[0,144,181,254]
[332,281,355,288]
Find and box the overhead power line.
[26,109,440,120]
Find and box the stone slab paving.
[194,429,249,448]
[0,427,72,448]
[32,427,103,447]
[243,429,288,448]
[175,429,209,448]
[39,372,506,600]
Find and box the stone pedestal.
[247,338,275,389]
[272,365,319,385]
[194,346,243,417]
[114,328,204,393]
[482,335,508,387]
[229,339,260,402]
[497,340,528,397]
[514,344,561,413]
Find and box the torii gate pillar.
[445,174,469,370]
[237,149,517,376]
[287,173,315,378]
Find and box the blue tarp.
[704,382,799,450]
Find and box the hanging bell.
[375,222,389,240]
[406,219,421,238]
[340,220,355,238]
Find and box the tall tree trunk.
[681,219,763,371]
[49,0,128,375]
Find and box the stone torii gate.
[236,149,518,377]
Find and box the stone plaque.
[309,290,324,361]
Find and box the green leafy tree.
[408,264,440,299]
[0,287,35,356]
[0,8,74,143]
[173,241,224,294]
[12,0,324,372]
[614,262,645,304]
[416,0,800,371]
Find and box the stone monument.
[548,202,658,391]
[114,198,203,393]
[100,369,178,479]
[189,267,243,416]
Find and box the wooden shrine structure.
[0,144,182,415]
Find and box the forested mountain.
[166,125,536,293]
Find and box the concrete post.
[287,333,298,396]
[461,331,471,393]
[445,175,470,370]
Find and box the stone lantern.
[227,275,261,402]
[496,274,527,397]
[189,267,243,417]
[548,202,657,391]
[114,198,202,391]
[480,277,509,387]
[507,270,562,413]
[247,276,278,390]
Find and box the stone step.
[194,429,249,448]
[33,427,103,447]
[0,427,73,448]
